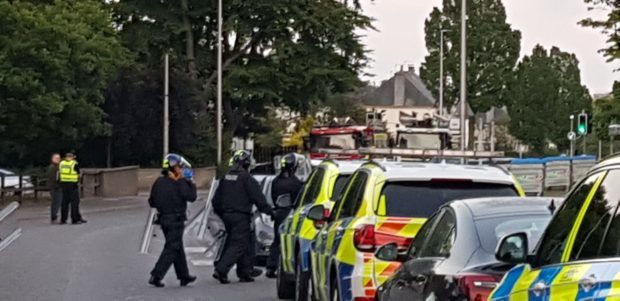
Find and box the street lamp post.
[216,0,223,165]
[459,0,467,151]
[163,53,170,155]
[570,115,575,157]
[439,29,449,117]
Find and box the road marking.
[191,259,214,266]
[185,247,207,253]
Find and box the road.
[0,195,278,301]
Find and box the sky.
[359,0,619,94]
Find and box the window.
[419,210,457,258]
[407,212,441,260]
[334,172,368,220]
[475,215,552,255]
[331,175,351,201]
[573,170,620,260]
[297,168,325,207]
[379,181,518,218]
[534,173,602,267]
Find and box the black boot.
[250,268,263,278]
[239,276,255,283]
[149,276,165,287]
[180,275,197,287]
[213,270,230,284]
[265,269,277,279]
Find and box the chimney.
[408,64,415,74]
[394,69,406,106]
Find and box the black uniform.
[266,173,303,271]
[148,175,197,281]
[212,167,273,279]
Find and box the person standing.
[265,153,303,278]
[148,154,197,288]
[212,150,274,284]
[47,153,63,224]
[59,153,86,225]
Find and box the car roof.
[319,160,365,175]
[456,197,560,219]
[591,154,620,174]
[365,161,516,185]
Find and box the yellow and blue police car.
[307,161,525,301]
[491,155,620,300]
[277,160,363,300]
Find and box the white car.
[0,168,34,195]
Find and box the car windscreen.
[475,215,551,254]
[332,175,351,200]
[380,181,518,218]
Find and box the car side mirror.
[375,243,402,262]
[275,194,293,208]
[495,232,529,264]
[307,204,327,229]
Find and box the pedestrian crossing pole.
[459,0,467,151]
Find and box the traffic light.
[577,112,588,135]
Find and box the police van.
[491,154,620,300]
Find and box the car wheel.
[277,260,295,300]
[295,253,312,301]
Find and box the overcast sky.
[360,0,619,94]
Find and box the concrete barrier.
[543,157,571,191]
[138,167,216,191]
[509,159,545,196]
[82,166,139,198]
[571,156,597,184]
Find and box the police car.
[277,160,363,300]
[307,161,525,301]
[491,154,620,300]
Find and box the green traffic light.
[577,124,586,135]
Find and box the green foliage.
[579,0,620,66]
[0,0,129,167]
[419,0,521,112]
[508,45,592,154]
[109,0,372,166]
[593,81,620,140]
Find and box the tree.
[580,0,620,66]
[109,0,372,166]
[508,45,592,154]
[593,81,620,140]
[419,0,521,113]
[0,0,129,167]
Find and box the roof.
[457,197,559,219]
[591,154,620,173]
[319,160,364,175]
[363,70,436,107]
[363,162,515,185]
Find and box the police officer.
[148,154,197,288]
[212,150,274,284]
[266,153,303,278]
[59,153,86,224]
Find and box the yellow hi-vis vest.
[59,160,79,183]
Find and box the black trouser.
[215,213,253,278]
[266,208,290,271]
[60,183,81,223]
[151,214,191,280]
[49,187,63,221]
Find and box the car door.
[313,171,368,301]
[383,209,456,301]
[281,167,324,273]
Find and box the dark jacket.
[212,167,272,216]
[148,176,197,216]
[271,173,303,210]
[47,164,59,190]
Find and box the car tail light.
[457,273,501,301]
[353,298,375,301]
[354,224,376,252]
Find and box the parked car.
[253,154,313,266]
[490,154,620,300]
[0,168,34,195]
[307,161,525,301]
[375,197,559,301]
[277,159,363,300]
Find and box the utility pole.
[459,0,467,151]
[216,0,223,165]
[439,29,449,117]
[163,53,170,155]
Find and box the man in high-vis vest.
[59,153,86,224]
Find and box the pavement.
[0,195,279,301]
